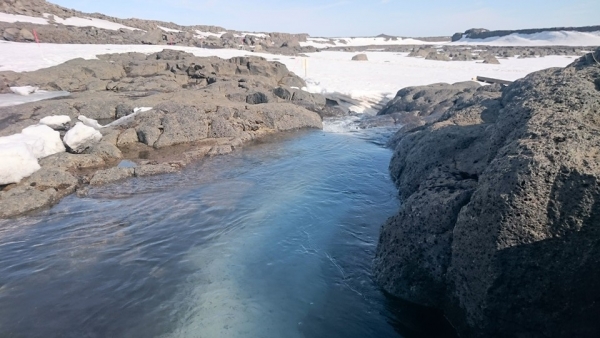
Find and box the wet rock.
[89,167,134,186]
[0,186,56,218]
[134,163,180,177]
[23,167,78,199]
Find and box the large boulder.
[352,53,369,61]
[375,49,600,337]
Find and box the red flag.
[33,29,39,44]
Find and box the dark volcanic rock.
[375,49,600,337]
[378,81,481,121]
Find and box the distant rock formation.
[452,25,600,41]
[375,48,600,337]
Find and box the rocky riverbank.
[0,49,327,218]
[374,48,600,337]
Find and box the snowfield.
[454,30,600,47]
[301,36,441,48]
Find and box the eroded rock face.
[375,49,600,337]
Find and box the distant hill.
[452,25,600,42]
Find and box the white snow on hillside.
[195,30,225,38]
[158,26,182,33]
[0,12,48,25]
[301,36,441,48]
[0,12,139,31]
[454,30,600,47]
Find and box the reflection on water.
[0,129,454,338]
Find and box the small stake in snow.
[33,29,40,44]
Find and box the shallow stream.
[0,126,455,337]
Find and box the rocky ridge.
[0,49,328,218]
[374,48,600,337]
[0,0,317,55]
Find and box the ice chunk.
[21,125,66,158]
[0,142,40,185]
[40,115,71,130]
[133,107,153,113]
[63,122,102,153]
[10,86,38,96]
[78,115,103,130]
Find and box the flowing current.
[0,126,455,338]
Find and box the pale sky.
[50,0,600,37]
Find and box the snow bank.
[0,125,64,159]
[63,122,102,152]
[453,30,600,47]
[0,142,40,185]
[0,125,65,184]
[0,12,139,31]
[0,12,48,25]
[21,124,65,158]
[40,115,71,130]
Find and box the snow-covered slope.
[453,30,600,47]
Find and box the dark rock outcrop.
[351,53,368,61]
[0,49,323,218]
[375,49,600,337]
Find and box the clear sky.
[50,0,599,37]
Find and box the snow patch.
[0,142,40,185]
[40,115,71,130]
[0,12,48,25]
[63,122,102,153]
[10,86,38,96]
[78,115,103,130]
[21,124,66,158]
